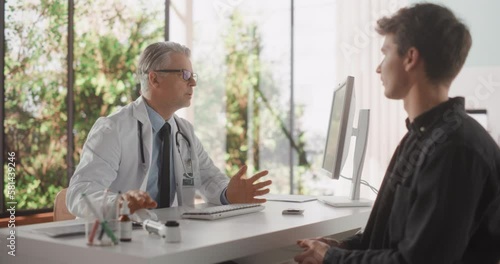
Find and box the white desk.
[0,201,370,264]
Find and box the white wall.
[411,0,500,144]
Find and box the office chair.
[53,188,76,221]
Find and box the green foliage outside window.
[4,0,69,209]
[2,2,312,213]
[72,1,164,165]
[3,0,163,210]
[221,12,310,194]
[224,12,261,176]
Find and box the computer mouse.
[130,208,159,223]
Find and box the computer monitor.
[320,76,372,207]
[466,109,488,130]
[322,76,355,180]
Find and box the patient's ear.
[404,47,420,72]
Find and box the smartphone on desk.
[282,209,304,215]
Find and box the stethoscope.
[137,120,193,179]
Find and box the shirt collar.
[145,103,174,133]
[405,97,465,136]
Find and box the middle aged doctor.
[66,41,272,217]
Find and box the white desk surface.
[0,201,370,264]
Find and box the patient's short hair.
[376,3,472,84]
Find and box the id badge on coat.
[182,159,194,186]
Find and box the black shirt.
[324,97,500,264]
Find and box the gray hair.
[137,41,191,95]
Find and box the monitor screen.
[322,76,354,179]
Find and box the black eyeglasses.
[154,69,198,82]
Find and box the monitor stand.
[318,196,372,207]
[319,109,373,207]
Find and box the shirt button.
[420,127,425,132]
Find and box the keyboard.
[181,204,265,220]
[32,223,144,238]
[32,223,86,237]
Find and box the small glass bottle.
[119,199,132,242]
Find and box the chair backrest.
[53,188,76,221]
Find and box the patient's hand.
[294,239,330,264]
[313,237,345,248]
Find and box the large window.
[189,0,341,195]
[189,0,295,194]
[2,0,407,217]
[183,0,406,198]
[3,1,69,212]
[1,0,165,216]
[72,0,164,165]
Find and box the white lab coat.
[66,96,229,218]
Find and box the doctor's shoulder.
[87,105,131,138]
[174,115,195,132]
[83,117,118,149]
[106,103,134,120]
[88,117,115,135]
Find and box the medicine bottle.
[165,220,181,243]
[119,199,132,242]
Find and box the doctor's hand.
[123,190,157,214]
[294,239,329,264]
[226,165,272,204]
